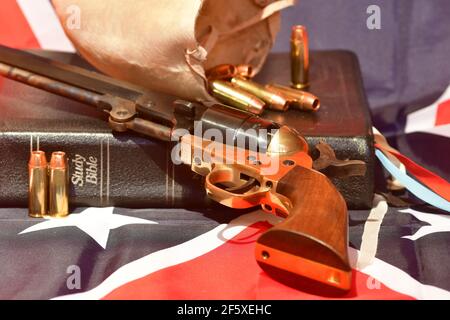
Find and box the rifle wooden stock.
[255,166,351,291]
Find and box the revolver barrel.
[0,62,104,108]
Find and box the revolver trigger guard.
[205,166,267,209]
[204,165,290,216]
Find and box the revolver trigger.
[207,167,260,195]
[225,177,258,194]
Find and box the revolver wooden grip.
[255,166,352,291]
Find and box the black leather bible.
[0,50,374,209]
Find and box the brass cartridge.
[210,80,265,115]
[205,64,253,81]
[205,64,237,81]
[28,151,48,218]
[291,25,309,89]
[48,152,69,218]
[266,84,320,112]
[231,77,289,111]
[236,64,253,79]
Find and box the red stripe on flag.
[103,222,413,300]
[376,144,450,202]
[0,0,40,49]
[435,100,450,126]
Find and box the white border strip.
[17,0,75,52]
[53,211,450,300]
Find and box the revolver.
[0,45,351,291]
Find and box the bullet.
[210,80,265,115]
[28,151,48,218]
[205,64,237,81]
[236,64,253,79]
[48,152,69,218]
[231,77,289,111]
[291,25,309,90]
[266,84,320,112]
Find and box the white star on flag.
[401,208,450,241]
[19,207,158,249]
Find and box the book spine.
[0,131,209,208]
[0,130,374,209]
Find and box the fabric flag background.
[0,205,449,300]
[0,0,449,300]
[0,0,74,52]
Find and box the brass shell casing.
[205,64,237,81]
[290,25,309,89]
[231,77,289,112]
[210,80,265,115]
[28,151,48,218]
[48,152,69,218]
[236,64,253,79]
[266,84,320,112]
[205,64,253,81]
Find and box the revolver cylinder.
[200,103,279,153]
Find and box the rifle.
[0,45,351,291]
